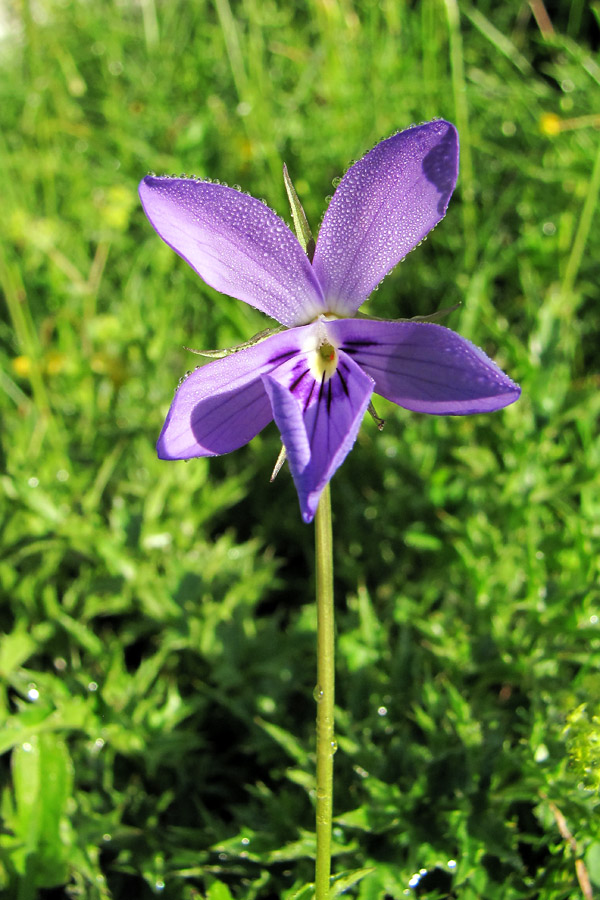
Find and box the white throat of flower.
[303,317,341,383]
[310,341,338,383]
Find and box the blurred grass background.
[1,0,600,898]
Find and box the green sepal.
[356,302,461,323]
[367,401,385,431]
[283,163,316,261]
[184,326,285,359]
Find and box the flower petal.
[139,177,325,326]
[157,329,309,459]
[312,121,459,315]
[328,319,520,414]
[263,352,374,522]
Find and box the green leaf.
[0,624,36,676]
[254,716,311,766]
[287,883,314,900]
[403,528,443,551]
[206,881,235,900]
[585,842,600,887]
[331,867,375,896]
[9,734,73,889]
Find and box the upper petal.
[312,121,459,315]
[157,328,310,459]
[327,319,521,414]
[139,177,326,326]
[263,351,374,522]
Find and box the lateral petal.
[312,121,459,315]
[157,329,309,459]
[328,319,521,414]
[263,353,374,523]
[139,177,326,326]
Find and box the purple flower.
[139,120,520,523]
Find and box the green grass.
[1,1,600,898]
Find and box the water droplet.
[535,743,549,763]
[241,837,250,845]
[27,685,39,701]
[313,685,324,702]
[377,706,388,717]
[330,740,338,754]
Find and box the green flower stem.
[314,482,335,900]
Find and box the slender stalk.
[0,242,60,452]
[443,0,477,270]
[314,482,335,900]
[561,138,600,300]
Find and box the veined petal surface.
[263,352,374,522]
[139,178,325,326]
[328,319,521,414]
[157,328,310,459]
[312,121,459,315]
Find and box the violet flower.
[139,120,520,523]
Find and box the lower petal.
[157,329,307,459]
[328,319,520,414]
[263,352,374,522]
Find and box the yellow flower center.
[310,342,338,382]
